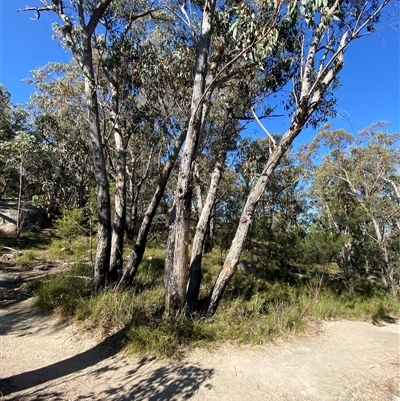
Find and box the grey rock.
[0,272,22,289]
[0,201,44,228]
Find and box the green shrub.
[47,239,69,259]
[30,245,399,358]
[55,209,87,242]
[16,249,38,267]
[126,310,215,358]
[34,261,92,315]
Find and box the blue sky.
[1,1,399,145]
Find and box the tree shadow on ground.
[0,329,125,397]
[0,303,64,336]
[372,314,398,326]
[0,276,32,310]
[103,362,214,401]
[1,348,214,401]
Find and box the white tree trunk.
[165,0,217,315]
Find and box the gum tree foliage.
[22,2,194,290]
[26,62,94,212]
[21,0,156,290]
[90,0,167,281]
[248,141,307,268]
[117,15,201,288]
[165,0,302,316]
[18,0,396,315]
[204,0,393,317]
[21,0,118,290]
[183,1,303,304]
[306,123,400,299]
[0,86,31,198]
[0,88,50,203]
[0,111,53,237]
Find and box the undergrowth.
[32,261,92,314]
[30,245,399,358]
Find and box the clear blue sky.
[1,1,399,144]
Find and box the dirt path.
[1,291,399,401]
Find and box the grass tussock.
[47,237,94,261]
[29,244,399,358]
[33,261,92,315]
[15,249,39,267]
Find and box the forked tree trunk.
[165,0,217,316]
[186,108,233,311]
[102,74,130,283]
[204,22,349,317]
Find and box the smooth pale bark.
[205,17,349,317]
[193,162,204,218]
[29,0,115,290]
[165,0,217,315]
[187,108,231,308]
[109,89,128,282]
[83,45,112,290]
[164,203,176,304]
[187,159,224,310]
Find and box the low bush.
[30,245,399,358]
[34,261,92,315]
[16,249,38,267]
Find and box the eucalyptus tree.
[247,142,306,267]
[307,123,400,298]
[21,0,120,289]
[204,0,394,317]
[0,86,29,198]
[0,86,15,143]
[27,62,94,212]
[304,127,363,291]
[95,2,155,281]
[186,87,242,309]
[165,0,298,315]
[185,68,292,309]
[0,106,52,237]
[163,0,220,315]
[21,0,163,289]
[118,18,197,288]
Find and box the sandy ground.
[1,299,399,400]
[0,273,399,400]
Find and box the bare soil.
[0,263,399,400]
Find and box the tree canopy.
[2,0,398,318]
